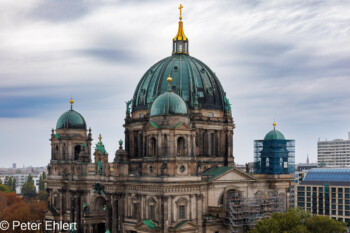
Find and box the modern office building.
[318,133,350,167]
[295,168,350,224]
[0,173,41,194]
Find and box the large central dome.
[132,55,226,112]
[132,12,228,113]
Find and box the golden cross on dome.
[98,134,102,143]
[179,4,183,20]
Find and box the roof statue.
[126,99,132,114]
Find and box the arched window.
[177,137,185,156]
[266,158,270,168]
[74,145,81,160]
[147,197,156,221]
[150,137,157,157]
[94,196,106,213]
[176,198,188,220]
[280,158,283,168]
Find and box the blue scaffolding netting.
[254,139,295,174]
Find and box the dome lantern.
[56,99,87,130]
[173,4,188,54]
[264,122,285,140]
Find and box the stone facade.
[45,105,292,233]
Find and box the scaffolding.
[226,192,286,233]
[254,139,295,175]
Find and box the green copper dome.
[56,109,87,130]
[150,91,188,116]
[264,129,285,140]
[132,54,227,112]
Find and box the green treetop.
[249,208,346,233]
[21,174,36,198]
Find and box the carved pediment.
[202,167,257,182]
[135,220,160,232]
[169,220,199,232]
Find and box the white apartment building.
[318,133,350,167]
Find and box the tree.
[11,178,16,193]
[7,177,12,191]
[38,172,47,192]
[0,178,2,184]
[249,209,346,233]
[42,171,46,180]
[21,174,36,198]
[0,191,46,233]
[0,184,10,193]
[37,190,48,201]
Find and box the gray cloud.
[0,0,350,167]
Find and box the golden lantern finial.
[179,4,183,20]
[167,75,172,83]
[273,122,276,130]
[173,4,187,42]
[167,75,172,91]
[98,133,102,143]
[70,97,74,110]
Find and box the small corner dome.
[150,91,188,116]
[56,109,87,130]
[264,129,285,140]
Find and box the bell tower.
[49,98,92,177]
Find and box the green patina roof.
[201,166,233,181]
[150,91,188,116]
[95,142,107,154]
[56,109,87,130]
[142,220,159,230]
[170,220,188,229]
[132,54,226,112]
[264,129,285,140]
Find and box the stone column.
[216,130,220,156]
[186,135,190,157]
[195,194,204,224]
[143,195,147,219]
[112,195,117,233]
[158,133,162,157]
[171,195,175,224]
[143,134,146,157]
[106,194,111,232]
[120,194,125,233]
[189,194,193,220]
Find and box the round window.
[149,166,154,173]
[180,166,185,173]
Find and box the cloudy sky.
[1,0,350,168]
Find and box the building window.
[177,137,185,156]
[208,112,214,117]
[132,203,138,219]
[179,205,186,219]
[74,145,81,160]
[150,137,157,156]
[149,205,155,220]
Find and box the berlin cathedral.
[45,5,293,233]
